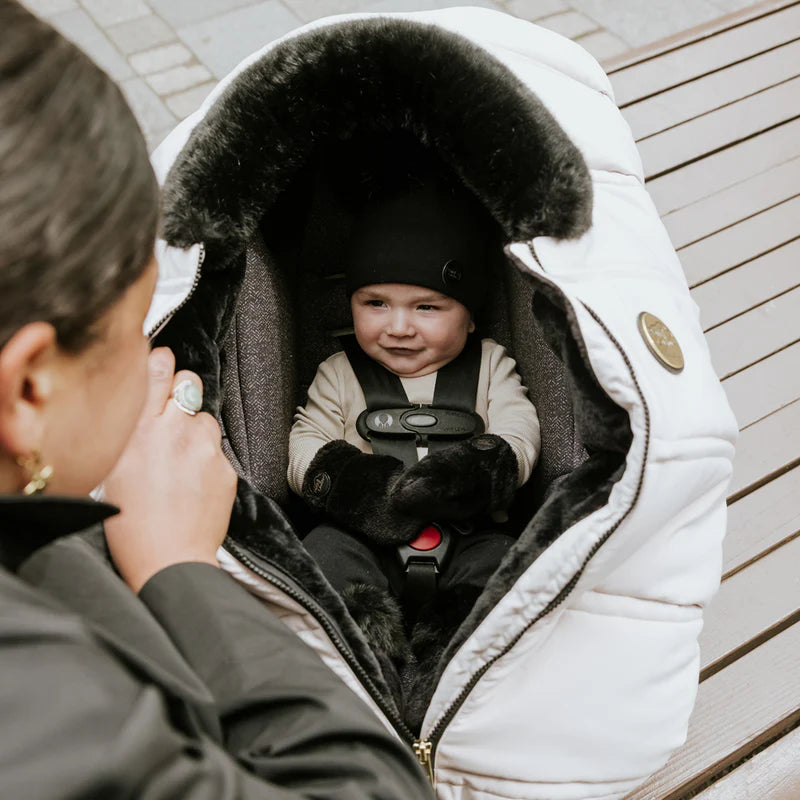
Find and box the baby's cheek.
[354,318,379,346]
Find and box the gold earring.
[16,450,54,495]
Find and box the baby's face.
[351,283,475,378]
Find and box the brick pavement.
[22,0,760,151]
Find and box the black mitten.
[302,440,424,545]
[391,434,518,520]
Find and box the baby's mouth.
[384,347,420,356]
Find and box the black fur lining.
[153,256,246,416]
[342,583,412,715]
[162,16,592,266]
[403,583,483,734]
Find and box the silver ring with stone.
[172,379,203,416]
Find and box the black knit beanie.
[345,174,495,316]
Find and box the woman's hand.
[103,347,237,593]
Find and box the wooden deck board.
[612,2,800,795]
[679,195,800,288]
[623,39,800,141]
[644,117,800,214]
[691,724,800,800]
[728,399,800,499]
[611,2,800,106]
[690,238,800,330]
[637,75,800,179]
[622,622,800,800]
[661,155,800,249]
[724,466,800,578]
[699,533,800,674]
[704,285,800,379]
[722,340,800,430]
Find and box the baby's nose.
[386,310,414,336]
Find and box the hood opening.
[161,16,592,267]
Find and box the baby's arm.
[288,357,422,545]
[484,342,541,488]
[287,359,346,495]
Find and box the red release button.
[409,525,442,551]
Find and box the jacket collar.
[0,494,118,571]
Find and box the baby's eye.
[365,299,386,308]
[417,304,438,311]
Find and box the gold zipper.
[413,739,434,785]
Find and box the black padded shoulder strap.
[341,335,416,464]
[432,334,482,412]
[427,334,482,455]
[340,335,411,410]
[341,334,482,410]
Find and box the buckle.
[397,524,452,573]
[356,405,484,445]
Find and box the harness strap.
[341,336,412,411]
[403,560,439,613]
[429,335,481,455]
[341,336,417,465]
[397,523,453,611]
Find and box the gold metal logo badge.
[637,312,684,373]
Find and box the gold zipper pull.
[413,739,434,785]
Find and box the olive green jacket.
[0,495,432,799]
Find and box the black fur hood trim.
[162,16,592,261]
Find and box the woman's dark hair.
[0,1,159,352]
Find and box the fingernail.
[149,348,172,377]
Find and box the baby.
[288,170,540,621]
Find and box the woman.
[0,3,432,798]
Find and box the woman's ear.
[0,322,58,456]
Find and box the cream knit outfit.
[288,338,540,496]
